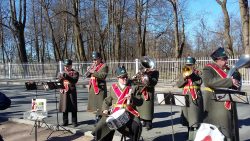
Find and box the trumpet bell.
[227,54,250,78]
[182,66,192,77]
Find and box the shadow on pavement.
[0,110,24,117]
[78,119,95,125]
[154,111,179,119]
[0,117,8,123]
[153,117,181,128]
[153,132,187,141]
[239,118,250,127]
[48,132,84,141]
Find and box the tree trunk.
[9,0,28,63]
[72,0,87,61]
[136,0,142,57]
[40,3,45,63]
[32,0,40,62]
[178,14,185,58]
[168,0,180,58]
[115,24,122,61]
[239,0,249,54]
[0,8,6,63]
[41,0,61,61]
[142,0,149,57]
[216,0,234,56]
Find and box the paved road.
[1,82,250,141]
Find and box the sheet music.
[173,95,187,107]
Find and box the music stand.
[213,88,249,104]
[45,81,73,140]
[24,82,51,141]
[213,88,248,141]
[157,92,189,107]
[156,92,189,141]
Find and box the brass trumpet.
[182,66,193,78]
[82,63,96,79]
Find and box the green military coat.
[59,69,79,112]
[202,63,239,141]
[176,68,203,129]
[136,70,159,121]
[87,63,108,115]
[93,81,143,141]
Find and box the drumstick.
[126,88,132,105]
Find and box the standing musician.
[134,56,159,130]
[87,51,108,121]
[58,59,79,127]
[92,66,143,141]
[202,47,240,141]
[176,56,203,140]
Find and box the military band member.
[202,47,240,141]
[176,56,203,140]
[92,66,142,141]
[58,59,79,127]
[87,51,108,120]
[135,56,159,130]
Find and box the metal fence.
[0,56,249,85]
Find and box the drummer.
[92,66,143,141]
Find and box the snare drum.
[106,109,130,130]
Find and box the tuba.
[227,54,250,90]
[227,54,250,78]
[182,66,193,78]
[132,56,156,85]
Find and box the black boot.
[146,121,152,130]
[72,111,78,127]
[62,112,68,126]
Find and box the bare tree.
[40,0,62,61]
[72,0,87,61]
[9,0,28,63]
[39,2,46,63]
[111,0,126,61]
[216,0,234,56]
[239,0,249,53]
[135,0,149,57]
[0,3,6,63]
[31,0,40,62]
[167,0,181,58]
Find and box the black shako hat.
[64,59,72,66]
[92,51,101,60]
[210,47,228,61]
[115,66,128,78]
